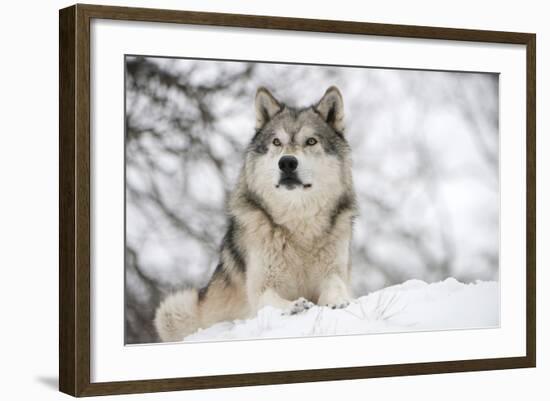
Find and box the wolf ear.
[315,86,345,133]
[255,87,282,130]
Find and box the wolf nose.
[279,155,298,173]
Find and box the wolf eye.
[272,138,282,146]
[306,137,318,146]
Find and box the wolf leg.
[318,273,352,309]
[257,288,293,310]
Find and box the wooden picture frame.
[59,3,536,397]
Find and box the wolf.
[154,86,358,342]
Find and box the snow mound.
[184,278,499,342]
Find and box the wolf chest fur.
[155,86,358,342]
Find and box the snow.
[184,278,499,342]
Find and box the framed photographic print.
[59,4,536,397]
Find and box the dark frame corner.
[59,3,536,397]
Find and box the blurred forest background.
[125,56,499,344]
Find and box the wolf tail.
[154,289,202,342]
[154,273,248,342]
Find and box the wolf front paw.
[324,300,350,310]
[283,297,314,315]
[318,274,352,310]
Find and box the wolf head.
[241,86,354,220]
